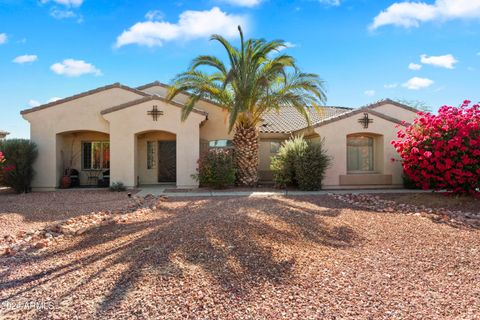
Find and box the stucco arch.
[102,99,206,188]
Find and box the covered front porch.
[56,130,110,188]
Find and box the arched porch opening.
[56,130,110,187]
[135,130,177,186]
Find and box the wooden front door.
[158,141,176,182]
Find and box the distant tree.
[395,98,432,112]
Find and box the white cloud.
[276,41,297,52]
[0,33,7,44]
[364,90,376,97]
[319,0,341,6]
[41,0,83,7]
[47,97,62,103]
[50,59,102,77]
[221,0,262,7]
[384,83,398,89]
[28,100,40,107]
[145,10,164,21]
[402,77,434,90]
[370,0,480,30]
[13,54,38,64]
[420,54,458,69]
[50,9,77,19]
[115,7,248,48]
[408,62,422,70]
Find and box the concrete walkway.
[137,185,429,197]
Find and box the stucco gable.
[100,95,208,117]
[20,83,149,115]
[306,99,415,131]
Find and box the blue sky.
[1,0,479,138]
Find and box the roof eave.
[20,83,150,115]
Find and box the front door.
[158,141,176,182]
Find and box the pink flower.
[424,151,432,158]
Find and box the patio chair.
[98,170,110,187]
[69,169,80,187]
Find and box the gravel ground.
[0,189,135,238]
[374,192,480,213]
[1,195,480,319]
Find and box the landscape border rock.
[330,193,480,228]
[1,195,168,257]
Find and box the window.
[147,141,156,169]
[82,141,110,170]
[209,140,233,148]
[347,136,374,172]
[270,141,281,154]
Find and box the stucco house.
[0,130,9,139]
[21,81,418,191]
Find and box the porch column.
[109,126,136,188]
[176,126,200,188]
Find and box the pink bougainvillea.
[392,100,480,195]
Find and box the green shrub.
[294,142,331,191]
[110,181,126,192]
[271,136,306,187]
[271,136,331,191]
[0,139,38,193]
[194,149,235,189]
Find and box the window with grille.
[82,141,110,170]
[347,136,374,172]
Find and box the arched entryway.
[56,130,110,187]
[135,130,177,185]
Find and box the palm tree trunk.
[233,124,259,186]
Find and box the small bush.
[271,136,331,191]
[194,149,235,189]
[294,142,331,191]
[0,139,38,193]
[110,181,126,192]
[271,136,306,187]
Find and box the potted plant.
[60,137,79,188]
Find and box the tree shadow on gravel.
[0,189,135,224]
[0,195,358,318]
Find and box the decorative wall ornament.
[147,105,164,121]
[358,112,373,129]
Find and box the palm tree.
[167,26,326,186]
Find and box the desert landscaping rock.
[0,193,479,319]
[330,193,480,228]
[0,191,167,257]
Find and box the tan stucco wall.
[140,85,233,142]
[136,131,176,185]
[102,99,205,188]
[23,87,142,190]
[315,108,417,187]
[372,104,418,123]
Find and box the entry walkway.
[137,185,429,197]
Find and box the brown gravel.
[0,189,136,239]
[374,192,480,213]
[1,194,480,319]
